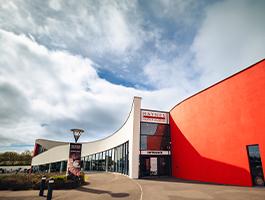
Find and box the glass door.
[158,156,170,176]
[247,145,265,186]
[140,156,150,177]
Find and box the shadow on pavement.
[140,176,252,188]
[77,186,129,198]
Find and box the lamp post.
[67,129,84,178]
[70,128,84,143]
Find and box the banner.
[67,143,82,177]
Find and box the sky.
[0,0,265,152]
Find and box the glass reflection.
[140,122,170,151]
[83,141,129,175]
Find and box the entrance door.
[140,156,171,177]
[158,156,170,176]
[247,145,265,186]
[140,157,150,177]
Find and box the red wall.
[170,59,265,186]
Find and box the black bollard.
[39,175,46,196]
[46,178,54,200]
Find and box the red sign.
[141,110,169,124]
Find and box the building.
[32,59,265,187]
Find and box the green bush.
[0,173,85,191]
[0,174,32,190]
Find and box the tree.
[0,151,32,166]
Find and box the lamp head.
[70,128,84,143]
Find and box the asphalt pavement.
[1,172,265,200]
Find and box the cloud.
[192,0,265,86]
[49,0,62,11]
[144,0,205,26]
[0,29,180,151]
[0,29,136,148]
[0,0,144,57]
[143,55,201,90]
[0,82,30,126]
[0,0,209,89]
[143,0,265,95]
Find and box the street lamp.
[70,128,84,143]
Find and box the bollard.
[46,178,54,200]
[39,175,46,196]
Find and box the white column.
[129,96,141,178]
[60,161,63,173]
[48,163,51,173]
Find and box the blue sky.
[0,0,265,152]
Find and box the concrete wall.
[170,59,265,186]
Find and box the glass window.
[98,153,101,171]
[89,155,92,171]
[141,123,170,137]
[140,136,147,150]
[140,122,170,151]
[114,147,117,172]
[84,156,88,171]
[81,141,129,175]
[61,161,67,172]
[92,154,96,171]
[107,149,111,171]
[125,142,129,174]
[247,145,265,186]
[98,152,102,171]
[121,145,124,173]
[111,148,115,172]
[117,146,120,173]
[248,145,261,159]
[122,143,125,174]
[141,135,170,150]
[102,151,106,171]
[118,146,121,173]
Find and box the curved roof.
[35,139,68,150]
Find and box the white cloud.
[143,0,265,97]
[104,5,136,53]
[49,0,62,11]
[0,29,183,151]
[0,0,145,57]
[192,0,265,86]
[144,55,199,91]
[0,30,133,148]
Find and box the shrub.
[0,173,86,191]
[0,174,32,190]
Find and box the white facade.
[31,97,141,178]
